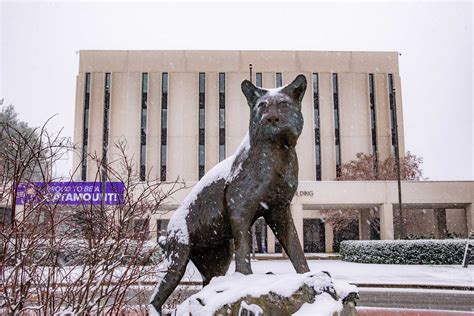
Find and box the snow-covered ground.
[179,259,474,287]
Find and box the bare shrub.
[321,152,425,241]
[0,107,184,315]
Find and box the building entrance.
[303,218,325,253]
[254,217,268,253]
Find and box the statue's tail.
[149,237,190,315]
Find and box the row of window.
[80,72,399,182]
[81,72,169,182]
[313,72,398,179]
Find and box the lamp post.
[249,64,253,83]
[392,83,404,238]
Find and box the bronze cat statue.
[150,74,310,314]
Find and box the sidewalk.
[253,252,341,260]
[181,259,474,288]
[357,307,474,315]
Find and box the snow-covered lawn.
[179,259,474,287]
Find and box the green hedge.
[340,239,474,265]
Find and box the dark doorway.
[0,207,12,227]
[333,219,359,252]
[156,219,169,242]
[303,218,326,253]
[254,217,268,253]
[275,239,282,253]
[370,217,380,240]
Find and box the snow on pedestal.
[173,271,358,316]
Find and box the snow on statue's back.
[150,75,310,315]
[167,132,250,245]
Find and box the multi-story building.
[73,50,473,253]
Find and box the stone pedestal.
[173,272,358,316]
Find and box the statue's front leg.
[230,213,253,275]
[265,206,310,274]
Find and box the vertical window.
[140,73,148,181]
[81,73,91,181]
[198,73,205,179]
[219,73,226,162]
[156,219,169,242]
[388,74,396,156]
[369,74,378,170]
[256,72,263,87]
[102,72,111,182]
[160,73,168,181]
[276,72,283,88]
[313,73,322,181]
[332,73,341,177]
[133,218,150,239]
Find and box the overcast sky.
[1,1,473,180]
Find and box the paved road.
[162,285,474,312]
[358,288,474,311]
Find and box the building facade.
[73,50,473,253]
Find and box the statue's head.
[241,74,307,148]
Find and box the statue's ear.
[282,74,307,104]
[241,80,266,107]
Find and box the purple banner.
[16,182,125,205]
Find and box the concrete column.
[358,209,371,240]
[262,72,275,89]
[288,71,315,181]
[87,72,105,180]
[374,74,391,162]
[290,203,304,247]
[339,73,371,163]
[434,208,447,239]
[380,203,394,240]
[393,74,406,155]
[267,227,275,254]
[204,72,219,171]
[150,218,158,243]
[226,72,250,154]
[15,205,25,222]
[146,72,162,181]
[466,204,474,234]
[318,73,336,180]
[73,73,84,180]
[168,73,198,181]
[324,222,334,253]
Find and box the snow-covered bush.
[340,239,474,264]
